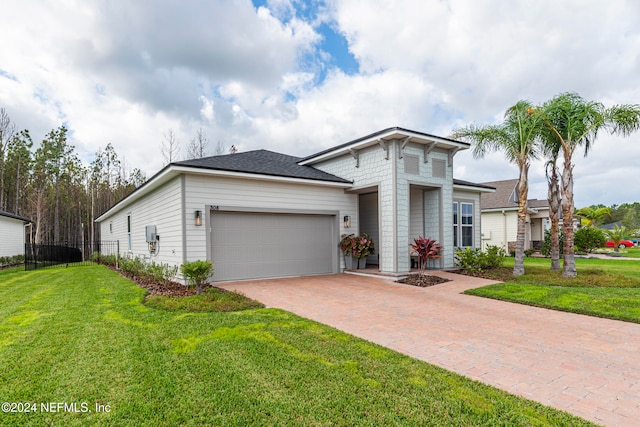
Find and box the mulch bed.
[106,265,214,297]
[396,274,451,288]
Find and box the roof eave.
[299,127,469,165]
[454,183,496,193]
[0,211,32,223]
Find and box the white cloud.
[0,0,639,205]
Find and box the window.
[453,202,474,248]
[452,202,458,247]
[461,203,473,247]
[127,214,132,251]
[109,222,113,234]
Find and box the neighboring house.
[96,127,494,282]
[0,210,30,257]
[479,179,550,251]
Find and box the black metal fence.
[25,240,120,271]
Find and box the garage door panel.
[211,212,335,281]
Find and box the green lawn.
[0,265,594,426]
[592,245,640,258]
[465,257,640,323]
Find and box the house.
[0,210,30,257]
[479,179,550,252]
[96,127,494,282]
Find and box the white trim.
[453,184,495,193]
[299,129,469,165]
[482,207,541,214]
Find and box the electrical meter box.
[145,225,157,243]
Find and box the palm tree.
[604,225,630,253]
[545,158,562,271]
[453,100,542,276]
[539,93,640,277]
[575,206,612,227]
[539,126,563,272]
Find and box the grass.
[465,257,640,323]
[0,265,595,426]
[592,246,640,258]
[145,287,265,312]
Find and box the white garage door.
[210,211,336,281]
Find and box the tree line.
[576,203,640,231]
[453,92,640,278]
[0,108,145,244]
[0,108,236,246]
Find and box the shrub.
[0,254,24,267]
[524,248,536,257]
[181,260,214,295]
[147,261,179,284]
[91,252,118,267]
[484,245,507,268]
[409,237,442,278]
[455,245,506,274]
[541,228,564,257]
[574,227,606,253]
[120,256,146,277]
[116,256,177,284]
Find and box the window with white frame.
[127,214,132,251]
[461,203,473,247]
[453,202,458,247]
[453,202,474,248]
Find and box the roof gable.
[480,179,549,210]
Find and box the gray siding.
[453,189,482,250]
[183,174,357,268]
[99,177,183,267]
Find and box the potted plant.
[339,234,357,269]
[352,233,375,269]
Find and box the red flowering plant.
[409,237,442,279]
[352,233,375,259]
[339,234,357,255]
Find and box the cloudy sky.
[1,0,639,207]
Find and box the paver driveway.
[219,272,640,427]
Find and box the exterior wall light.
[343,215,351,228]
[195,210,202,226]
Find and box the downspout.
[502,209,507,251]
[181,175,187,265]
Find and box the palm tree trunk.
[561,161,577,277]
[547,166,561,271]
[514,166,529,276]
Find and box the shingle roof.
[0,210,31,223]
[453,179,496,190]
[480,179,549,210]
[173,149,351,184]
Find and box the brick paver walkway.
[219,272,640,427]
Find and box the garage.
[210,211,337,281]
